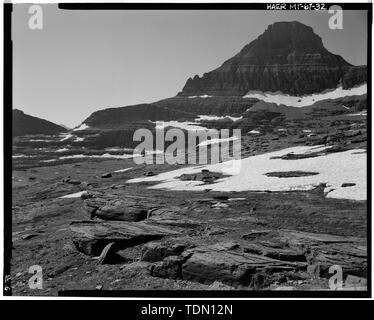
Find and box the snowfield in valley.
[127,146,366,201]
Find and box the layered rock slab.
[181,246,306,287]
[243,230,367,278]
[148,230,366,288]
[149,244,307,287]
[70,220,180,256]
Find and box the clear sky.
[12,5,368,128]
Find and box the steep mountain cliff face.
[341,65,367,89]
[154,96,257,116]
[12,109,67,137]
[179,21,366,96]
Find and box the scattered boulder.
[63,177,81,185]
[95,201,148,222]
[101,172,112,178]
[81,182,94,189]
[178,171,228,184]
[271,152,319,160]
[149,255,186,280]
[70,220,180,256]
[144,172,155,177]
[141,240,192,262]
[341,183,356,188]
[80,191,90,200]
[202,176,216,184]
[21,233,41,240]
[264,171,319,178]
[242,230,271,240]
[85,196,149,222]
[68,179,81,185]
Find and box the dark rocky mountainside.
[84,103,196,129]
[180,21,366,96]
[12,109,67,137]
[341,65,367,89]
[82,98,259,130]
[154,96,257,116]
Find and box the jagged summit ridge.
[180,21,365,96]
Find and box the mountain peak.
[233,20,348,67]
[266,20,315,33]
[179,21,364,96]
[257,21,324,52]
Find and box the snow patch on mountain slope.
[154,121,208,131]
[347,110,367,116]
[29,139,54,142]
[188,95,212,98]
[243,84,367,108]
[73,123,90,131]
[59,153,139,160]
[60,191,87,199]
[196,115,243,122]
[197,136,239,147]
[59,133,73,141]
[114,167,134,173]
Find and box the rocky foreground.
[11,112,367,295]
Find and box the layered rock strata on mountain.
[179,21,366,97]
